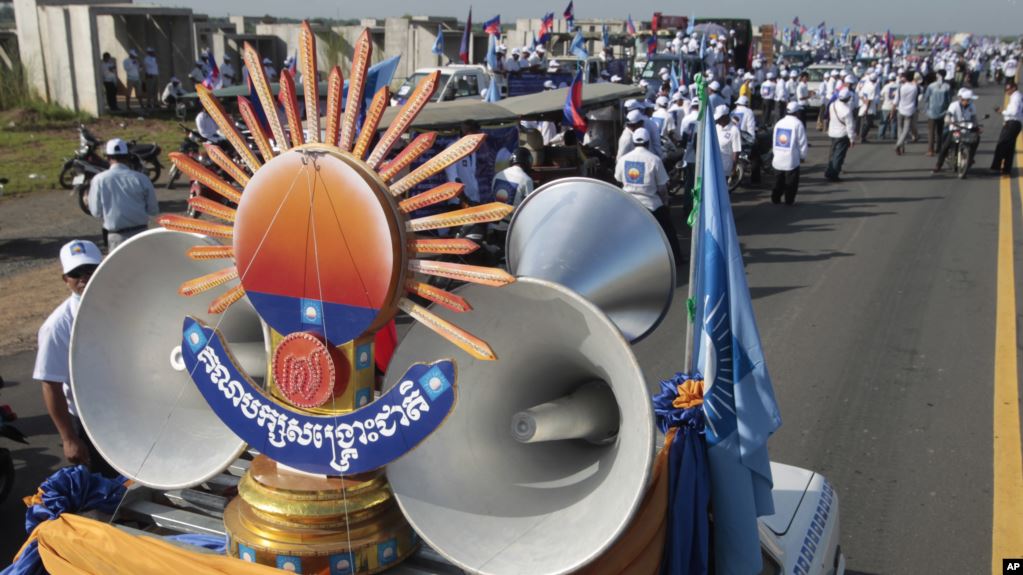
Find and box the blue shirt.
[924,81,951,120]
[88,163,158,231]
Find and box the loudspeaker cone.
[71,230,266,489]
[384,278,654,575]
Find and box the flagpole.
[683,73,707,374]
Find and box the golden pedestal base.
[225,456,418,574]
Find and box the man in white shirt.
[894,71,919,155]
[857,72,879,143]
[614,127,681,265]
[934,88,979,173]
[162,77,185,108]
[122,49,144,112]
[714,105,742,178]
[879,73,899,140]
[617,109,646,160]
[825,89,856,181]
[651,96,676,144]
[492,148,534,211]
[195,110,224,143]
[220,60,236,87]
[732,95,756,139]
[444,120,481,204]
[143,47,159,110]
[772,102,809,205]
[677,102,701,192]
[262,57,278,81]
[760,72,777,126]
[100,52,119,113]
[992,81,1022,175]
[795,72,811,123]
[35,240,116,476]
[774,71,790,124]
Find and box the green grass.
[0,113,184,196]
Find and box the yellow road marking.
[992,131,1023,573]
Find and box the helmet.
[511,147,533,169]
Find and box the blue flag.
[692,111,782,575]
[342,55,401,127]
[601,23,609,48]
[486,33,498,71]
[484,75,500,102]
[687,13,695,35]
[432,25,444,56]
[669,64,680,94]
[570,28,588,59]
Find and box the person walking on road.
[614,128,682,266]
[992,81,1022,175]
[879,73,899,140]
[825,89,856,181]
[923,70,952,156]
[894,71,919,155]
[772,102,809,205]
[88,139,159,251]
[34,240,117,478]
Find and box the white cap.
[638,79,649,87]
[511,47,521,55]
[60,240,102,275]
[536,45,546,53]
[844,74,856,83]
[786,101,801,114]
[888,72,896,79]
[610,74,622,82]
[830,69,841,77]
[958,88,977,100]
[672,91,685,101]
[128,48,138,56]
[743,72,754,80]
[626,109,644,123]
[660,72,669,81]
[838,88,852,101]
[624,98,643,111]
[766,72,775,79]
[656,95,669,107]
[496,45,507,54]
[736,95,750,106]
[789,70,798,78]
[543,80,556,89]
[106,138,129,156]
[713,104,730,120]
[709,80,721,91]
[631,127,650,144]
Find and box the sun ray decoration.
[236,97,276,163]
[278,71,304,148]
[162,21,512,361]
[378,132,437,182]
[243,42,288,151]
[339,30,371,152]
[300,21,319,144]
[204,143,250,187]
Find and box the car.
[393,65,490,105]
[805,63,846,110]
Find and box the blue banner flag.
[486,33,498,71]
[459,7,472,64]
[432,25,444,56]
[484,75,501,102]
[601,23,609,48]
[570,28,588,58]
[692,110,782,575]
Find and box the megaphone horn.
[70,229,268,490]
[506,177,677,343]
[384,277,655,575]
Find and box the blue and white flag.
[692,110,782,575]
[432,25,444,56]
[486,33,499,71]
[483,75,501,102]
[570,28,588,59]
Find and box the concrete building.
[13,0,193,115]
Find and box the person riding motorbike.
[933,88,979,174]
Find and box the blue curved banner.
[181,316,456,476]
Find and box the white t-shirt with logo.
[614,146,668,211]
[34,294,80,417]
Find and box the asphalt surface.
[0,82,1018,573]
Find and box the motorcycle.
[166,123,206,190]
[0,380,28,505]
[60,125,163,190]
[948,120,981,180]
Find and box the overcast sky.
[149,0,1022,36]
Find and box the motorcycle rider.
[933,88,979,174]
[195,109,225,144]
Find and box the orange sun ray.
[157,214,234,239]
[325,66,344,147]
[408,260,515,287]
[179,266,238,297]
[243,42,288,151]
[187,196,237,222]
[353,87,390,160]
[187,245,235,261]
[398,182,463,213]
[378,131,437,182]
[391,134,486,196]
[168,153,242,205]
[300,21,320,144]
[407,237,480,256]
[208,284,247,314]
[204,143,250,187]
[366,70,441,170]
[339,30,372,151]
[405,280,472,313]
[405,203,513,232]
[196,84,261,173]
[236,96,276,163]
[398,298,496,361]
[278,70,304,148]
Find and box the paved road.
[1,82,1020,573]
